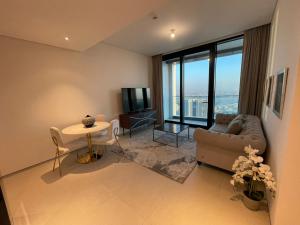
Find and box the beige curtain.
[152,54,163,124]
[239,24,271,116]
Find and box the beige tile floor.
[2,149,270,225]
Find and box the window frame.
[162,34,244,128]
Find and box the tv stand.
[119,110,157,137]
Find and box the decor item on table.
[273,68,288,119]
[230,145,276,211]
[82,115,96,128]
[265,75,274,107]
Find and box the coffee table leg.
[188,126,190,139]
[153,129,155,141]
[176,134,178,148]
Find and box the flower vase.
[242,190,264,211]
[82,115,96,128]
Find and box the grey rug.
[110,128,197,183]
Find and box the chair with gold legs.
[50,127,75,177]
[94,114,108,137]
[92,119,121,157]
[96,114,106,122]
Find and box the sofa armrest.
[215,113,237,124]
[194,128,266,154]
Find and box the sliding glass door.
[214,38,243,116]
[162,36,243,128]
[183,51,210,126]
[163,58,180,122]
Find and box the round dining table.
[62,122,110,164]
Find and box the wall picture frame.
[273,68,288,119]
[265,76,274,107]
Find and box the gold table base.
[77,133,102,164]
[77,153,101,164]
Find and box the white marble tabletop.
[62,122,110,135]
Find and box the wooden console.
[119,110,157,137]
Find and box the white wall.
[261,0,300,224]
[0,36,152,176]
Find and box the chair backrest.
[96,114,106,122]
[109,119,119,140]
[50,127,64,148]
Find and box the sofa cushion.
[209,124,228,133]
[240,115,263,136]
[215,113,237,124]
[233,114,247,122]
[226,119,243,134]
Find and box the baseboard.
[0,148,82,179]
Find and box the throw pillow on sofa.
[233,114,247,122]
[215,113,237,124]
[226,119,243,134]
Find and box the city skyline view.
[163,50,243,121]
[183,53,242,96]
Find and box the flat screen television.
[122,88,151,113]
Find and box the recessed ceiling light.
[64,37,70,41]
[170,29,175,39]
[150,12,158,20]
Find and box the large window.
[183,51,210,126]
[163,58,180,122]
[162,36,243,128]
[215,38,243,116]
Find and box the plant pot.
[242,190,264,211]
[82,115,96,128]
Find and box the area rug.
[110,128,197,183]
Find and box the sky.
[175,53,242,96]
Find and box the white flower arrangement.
[231,145,276,199]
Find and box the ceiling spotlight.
[170,29,175,39]
[64,36,70,41]
[150,12,158,20]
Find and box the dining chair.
[94,113,108,136]
[92,119,121,157]
[50,127,78,176]
[96,114,106,122]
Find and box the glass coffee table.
[153,123,190,148]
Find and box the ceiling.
[0,0,169,51]
[105,0,277,56]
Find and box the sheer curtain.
[239,24,271,116]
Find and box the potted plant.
[230,145,276,210]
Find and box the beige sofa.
[194,114,267,171]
